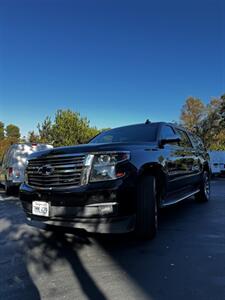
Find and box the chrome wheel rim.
[153,179,158,229]
[204,173,210,199]
[155,199,158,229]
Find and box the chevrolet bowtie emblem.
[37,164,55,176]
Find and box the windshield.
[89,124,158,144]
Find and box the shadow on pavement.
[0,196,41,300]
[95,184,225,300]
[0,190,107,300]
[21,228,107,300]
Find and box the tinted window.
[89,124,158,144]
[161,126,176,139]
[190,133,205,150]
[176,129,193,148]
[160,126,179,146]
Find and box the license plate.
[32,201,50,217]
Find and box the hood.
[28,142,158,160]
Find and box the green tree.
[180,97,206,135]
[20,136,27,143]
[0,121,4,140]
[6,124,20,141]
[0,139,12,161]
[200,98,223,148]
[208,94,225,150]
[37,116,53,143]
[51,109,96,146]
[219,94,225,127]
[35,109,107,147]
[86,126,100,141]
[28,131,40,143]
[180,94,225,150]
[100,128,111,132]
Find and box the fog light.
[98,205,114,215]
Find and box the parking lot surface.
[0,179,225,300]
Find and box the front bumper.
[20,178,137,233]
[26,214,136,233]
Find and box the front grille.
[27,154,86,188]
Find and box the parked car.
[20,122,210,239]
[208,150,225,176]
[0,143,53,195]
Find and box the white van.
[0,143,53,194]
[219,151,225,174]
[208,151,225,176]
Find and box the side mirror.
[159,135,181,147]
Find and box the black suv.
[20,122,210,239]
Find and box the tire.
[135,175,158,240]
[195,171,210,202]
[5,184,13,196]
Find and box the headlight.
[89,152,130,182]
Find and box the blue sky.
[0,0,224,137]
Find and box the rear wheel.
[135,175,158,240]
[5,183,13,196]
[195,171,210,202]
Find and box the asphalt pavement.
[0,179,225,300]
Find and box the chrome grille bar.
[27,154,86,188]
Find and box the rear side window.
[160,125,179,146]
[160,126,176,139]
[176,129,193,148]
[190,133,205,150]
[196,137,205,150]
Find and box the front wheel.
[195,171,210,202]
[135,175,158,240]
